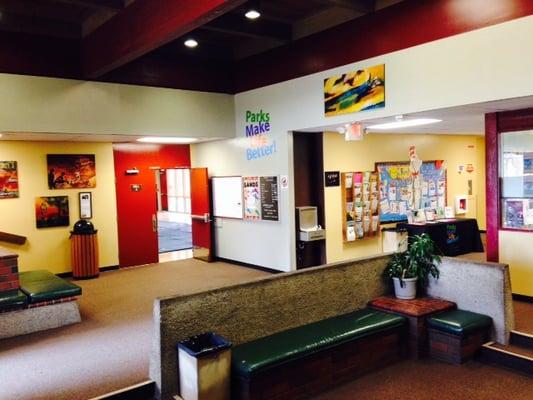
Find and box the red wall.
[113,143,191,267]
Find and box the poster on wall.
[260,176,279,221]
[324,64,385,117]
[47,154,96,189]
[376,160,446,223]
[35,196,69,228]
[0,161,19,199]
[243,176,261,220]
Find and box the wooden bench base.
[428,328,488,364]
[232,326,406,400]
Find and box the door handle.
[152,214,157,232]
[191,213,211,223]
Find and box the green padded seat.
[0,290,27,311]
[19,270,82,304]
[232,308,406,377]
[428,309,492,337]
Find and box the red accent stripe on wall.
[485,113,499,262]
[234,0,533,93]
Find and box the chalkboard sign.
[260,176,279,221]
[324,171,340,187]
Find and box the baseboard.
[513,293,533,303]
[89,380,155,400]
[57,265,119,279]
[215,257,281,274]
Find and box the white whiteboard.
[212,176,243,219]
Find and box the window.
[166,169,191,214]
[500,130,533,230]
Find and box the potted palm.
[384,233,441,299]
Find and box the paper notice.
[399,201,407,215]
[380,200,390,214]
[389,186,397,201]
[428,180,436,196]
[422,181,429,196]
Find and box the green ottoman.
[427,309,492,364]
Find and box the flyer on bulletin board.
[243,176,261,220]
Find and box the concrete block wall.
[151,254,391,400]
[427,257,514,344]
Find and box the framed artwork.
[36,196,69,228]
[324,64,385,117]
[47,154,96,189]
[79,192,92,219]
[0,161,19,199]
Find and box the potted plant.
[384,233,441,299]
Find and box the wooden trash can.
[71,232,99,279]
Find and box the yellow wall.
[323,132,486,263]
[499,231,533,296]
[0,141,118,273]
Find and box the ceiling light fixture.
[367,118,442,130]
[184,38,198,48]
[137,137,198,144]
[245,9,261,19]
[245,0,261,19]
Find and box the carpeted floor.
[1,257,531,400]
[514,300,533,334]
[311,358,533,400]
[158,220,192,253]
[0,259,269,400]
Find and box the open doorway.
[156,168,193,261]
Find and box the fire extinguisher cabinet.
[70,220,99,279]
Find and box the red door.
[113,143,191,268]
[114,165,159,267]
[190,168,213,261]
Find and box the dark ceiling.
[0,0,405,92]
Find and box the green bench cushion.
[19,270,82,303]
[0,290,27,311]
[232,308,406,377]
[428,309,492,337]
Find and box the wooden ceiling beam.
[81,0,246,78]
[54,0,127,11]
[200,13,291,42]
[315,0,375,14]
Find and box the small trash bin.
[177,332,232,400]
[382,227,408,253]
[70,219,99,279]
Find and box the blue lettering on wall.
[246,141,277,160]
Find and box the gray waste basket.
[177,332,232,400]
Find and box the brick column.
[0,248,19,293]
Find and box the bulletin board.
[243,176,279,221]
[376,160,447,223]
[211,176,243,219]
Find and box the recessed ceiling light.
[367,118,442,130]
[245,9,261,19]
[137,137,198,144]
[184,39,198,48]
